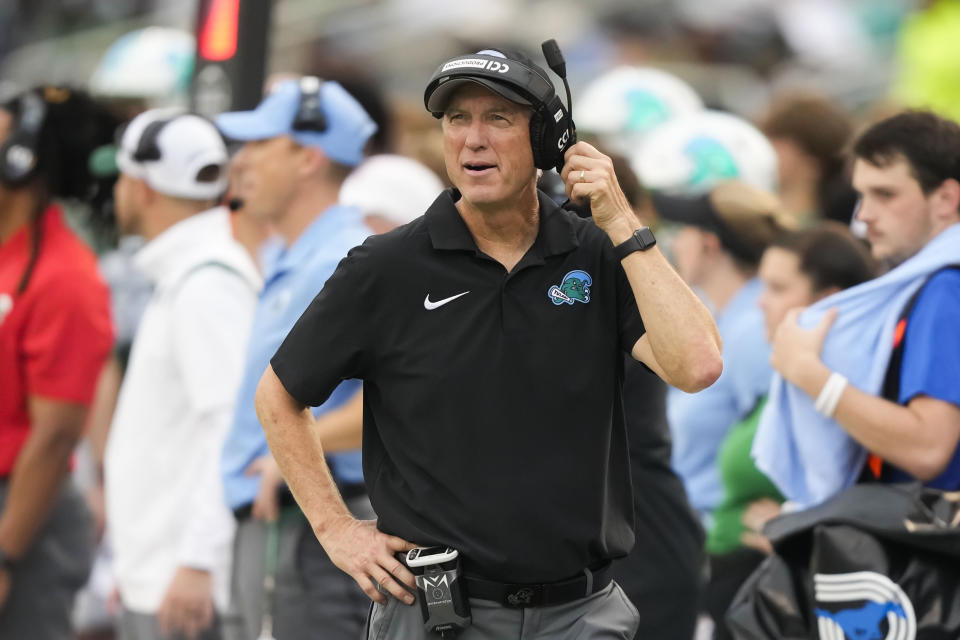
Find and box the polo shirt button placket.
[499,271,509,330]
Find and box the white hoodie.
[105,207,261,613]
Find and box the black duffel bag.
[726,483,960,639]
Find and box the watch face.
[615,227,656,260]
[636,227,656,248]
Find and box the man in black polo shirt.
[255,46,721,639]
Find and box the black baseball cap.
[424,48,551,115]
[652,181,793,265]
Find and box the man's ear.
[298,145,329,179]
[933,177,960,221]
[133,176,154,208]
[702,230,723,256]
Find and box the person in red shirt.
[0,86,116,639]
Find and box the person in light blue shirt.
[652,182,792,524]
[215,76,378,640]
[668,278,771,519]
[221,204,369,511]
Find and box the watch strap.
[614,227,656,261]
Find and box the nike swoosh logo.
[424,291,470,310]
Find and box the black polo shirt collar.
[425,188,580,260]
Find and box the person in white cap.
[103,109,261,640]
[339,154,445,234]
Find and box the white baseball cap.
[216,79,376,167]
[116,108,229,200]
[630,110,778,195]
[339,154,444,226]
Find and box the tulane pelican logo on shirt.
[548,270,592,305]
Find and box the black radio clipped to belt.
[406,546,472,637]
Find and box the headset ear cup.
[1,92,46,187]
[0,133,38,187]
[529,109,549,170]
[535,97,573,172]
[553,111,574,172]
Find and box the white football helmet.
[576,66,703,155]
[630,110,778,195]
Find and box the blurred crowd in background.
[4,0,960,157]
[1,1,959,640]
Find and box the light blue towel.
[752,223,960,509]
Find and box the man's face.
[758,246,815,341]
[0,109,13,207]
[229,135,303,224]
[671,225,715,287]
[112,172,143,236]
[441,84,536,209]
[852,157,941,263]
[770,137,817,193]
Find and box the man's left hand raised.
[560,141,639,243]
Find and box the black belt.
[465,564,612,608]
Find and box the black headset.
[292,76,327,133]
[423,40,576,172]
[0,91,47,187]
[131,117,174,162]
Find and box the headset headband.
[293,76,327,132]
[16,92,47,136]
[132,117,173,162]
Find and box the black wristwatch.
[613,227,657,260]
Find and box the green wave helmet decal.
[683,136,740,188]
[625,89,670,133]
[548,270,593,305]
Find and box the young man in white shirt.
[104,110,261,640]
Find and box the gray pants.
[366,581,640,640]
[225,495,375,640]
[119,607,222,640]
[0,480,94,640]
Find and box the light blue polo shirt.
[667,277,771,523]
[222,204,371,510]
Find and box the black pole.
[190,0,273,118]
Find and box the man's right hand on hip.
[317,517,418,605]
